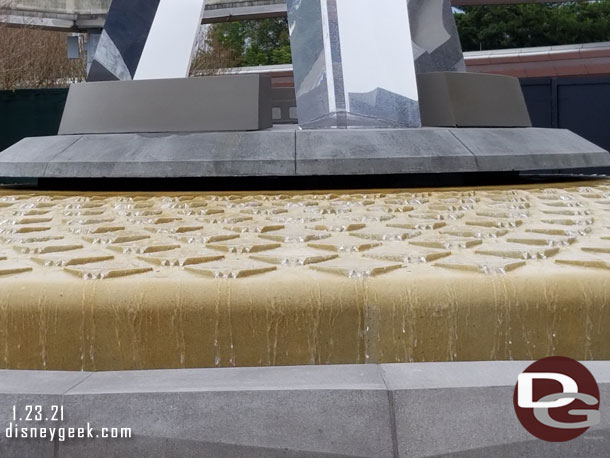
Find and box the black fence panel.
[520,78,553,128]
[521,76,610,152]
[0,88,69,152]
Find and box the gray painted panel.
[59,75,273,135]
[418,72,532,127]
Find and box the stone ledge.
[0,362,608,457]
[0,130,297,178]
[1,128,608,178]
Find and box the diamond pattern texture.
[2,183,610,370]
[1,183,610,280]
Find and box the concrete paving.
[0,362,608,457]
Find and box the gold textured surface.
[0,180,610,370]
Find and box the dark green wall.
[0,89,68,152]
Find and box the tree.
[455,1,610,52]
[194,18,292,72]
[0,2,86,90]
[190,27,241,76]
[198,1,610,69]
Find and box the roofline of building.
[215,42,610,81]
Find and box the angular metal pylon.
[88,0,207,82]
[287,0,422,129]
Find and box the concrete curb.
[0,362,608,457]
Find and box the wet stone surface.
[0,182,610,280]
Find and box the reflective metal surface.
[409,0,466,73]
[88,0,207,81]
[287,0,421,129]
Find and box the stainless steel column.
[287,0,421,129]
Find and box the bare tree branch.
[0,1,86,90]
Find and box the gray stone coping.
[0,361,608,457]
[0,127,608,178]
